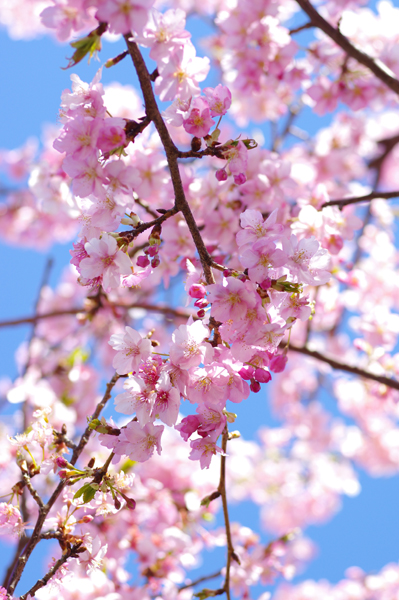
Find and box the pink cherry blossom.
[79,234,132,292]
[116,421,164,462]
[169,318,214,369]
[109,327,153,374]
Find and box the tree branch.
[295,0,399,96]
[218,425,236,600]
[322,189,399,209]
[289,344,399,391]
[123,37,216,286]
[0,303,192,329]
[178,570,222,592]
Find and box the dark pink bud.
[269,354,288,373]
[151,256,160,268]
[80,515,94,523]
[250,379,261,393]
[197,309,205,318]
[223,269,232,278]
[194,298,208,309]
[58,470,67,479]
[254,368,272,383]
[239,366,254,380]
[56,457,68,468]
[147,245,158,257]
[260,278,272,290]
[237,274,247,282]
[234,173,246,185]
[216,168,228,182]
[137,255,150,268]
[189,283,207,299]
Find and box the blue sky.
[2,4,399,597]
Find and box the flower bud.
[194,298,208,309]
[250,379,261,393]
[191,136,202,152]
[147,245,158,257]
[239,366,254,380]
[269,354,288,373]
[254,368,271,383]
[234,173,246,185]
[197,309,205,318]
[215,168,228,182]
[137,255,150,268]
[151,256,160,268]
[189,283,207,299]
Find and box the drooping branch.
[295,0,399,96]
[322,189,399,209]
[289,344,399,391]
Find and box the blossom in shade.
[109,327,152,374]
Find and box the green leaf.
[63,23,107,70]
[73,483,91,500]
[83,485,97,503]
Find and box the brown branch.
[178,570,222,592]
[322,189,399,209]
[218,425,235,600]
[295,0,399,96]
[118,207,179,244]
[123,37,216,286]
[0,303,193,329]
[135,197,160,219]
[289,21,314,35]
[289,344,399,391]
[6,374,120,596]
[21,472,44,509]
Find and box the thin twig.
[322,189,399,209]
[21,472,44,509]
[178,570,222,592]
[289,344,399,390]
[295,0,399,96]
[289,21,314,35]
[0,303,192,329]
[218,425,235,600]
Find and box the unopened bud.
[191,136,202,152]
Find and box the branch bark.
[123,37,216,286]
